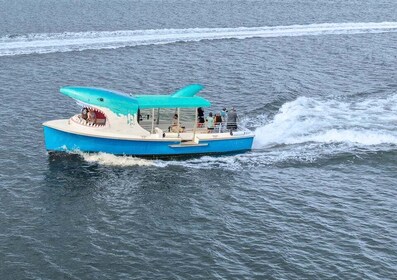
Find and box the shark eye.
[98,98,104,102]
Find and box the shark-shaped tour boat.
[43,84,254,156]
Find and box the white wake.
[1,22,397,56]
[80,152,157,167]
[253,94,397,148]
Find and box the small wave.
[1,22,397,56]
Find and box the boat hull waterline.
[44,126,254,156]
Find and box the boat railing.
[139,120,248,135]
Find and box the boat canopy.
[60,84,210,115]
[135,95,210,109]
[134,84,210,109]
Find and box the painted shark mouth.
[72,106,107,127]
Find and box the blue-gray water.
[1,0,397,279]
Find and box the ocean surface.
[1,0,397,279]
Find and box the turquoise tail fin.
[171,84,204,97]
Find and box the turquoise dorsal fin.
[171,84,204,97]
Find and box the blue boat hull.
[43,126,254,156]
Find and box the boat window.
[138,108,198,133]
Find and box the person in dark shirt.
[227,107,238,130]
[197,107,205,127]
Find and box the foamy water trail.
[1,22,397,56]
[80,152,157,167]
[253,94,397,148]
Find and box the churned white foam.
[78,151,243,170]
[253,94,397,148]
[80,152,156,167]
[1,22,397,56]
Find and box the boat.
[43,84,254,157]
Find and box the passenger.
[87,109,97,124]
[197,107,205,127]
[170,113,184,133]
[137,108,141,123]
[214,113,223,132]
[206,112,215,133]
[220,107,228,122]
[226,107,238,131]
[81,107,88,120]
[214,113,222,125]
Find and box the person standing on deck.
[206,112,215,133]
[220,107,228,131]
[226,107,238,131]
[197,107,205,127]
[220,107,227,123]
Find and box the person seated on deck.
[87,109,96,124]
[206,112,215,133]
[170,114,184,133]
[81,107,88,120]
